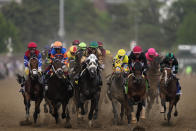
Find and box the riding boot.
[176,80,182,95]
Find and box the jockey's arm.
[37,53,42,72]
[24,55,29,67]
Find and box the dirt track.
[0,75,196,131]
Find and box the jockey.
[107,49,128,84]
[128,46,149,88]
[66,45,77,61]
[160,53,181,95]
[145,48,159,64]
[20,42,42,92]
[97,41,106,58]
[87,41,104,67]
[44,41,68,90]
[113,49,129,68]
[72,40,80,47]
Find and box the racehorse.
[77,54,101,127]
[107,59,129,125]
[126,62,146,125]
[159,67,180,124]
[44,58,73,128]
[146,56,162,117]
[16,56,43,125]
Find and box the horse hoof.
[93,114,98,120]
[65,123,72,128]
[112,120,118,125]
[174,111,178,117]
[62,113,66,119]
[131,119,137,124]
[44,107,48,113]
[20,120,32,126]
[88,120,93,127]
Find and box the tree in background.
[0,13,19,53]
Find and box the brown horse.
[160,67,180,123]
[146,56,162,117]
[126,62,146,125]
[107,61,128,125]
[17,56,43,125]
[45,58,73,128]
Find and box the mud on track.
[0,75,196,131]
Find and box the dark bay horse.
[160,67,180,123]
[77,54,101,127]
[146,56,162,117]
[45,58,73,128]
[107,61,129,125]
[126,62,146,125]
[17,57,43,125]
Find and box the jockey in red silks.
[145,48,159,64]
[20,42,42,92]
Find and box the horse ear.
[86,59,90,63]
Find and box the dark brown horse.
[45,58,73,128]
[17,56,43,125]
[126,62,146,125]
[160,67,180,123]
[146,56,162,117]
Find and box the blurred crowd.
[0,56,23,79]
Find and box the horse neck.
[113,73,124,84]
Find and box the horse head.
[113,59,123,76]
[51,58,65,79]
[29,56,39,80]
[132,62,143,84]
[86,54,98,78]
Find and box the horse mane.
[133,62,143,72]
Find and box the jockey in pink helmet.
[145,48,159,63]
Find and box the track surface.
[0,75,196,131]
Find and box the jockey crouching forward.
[43,41,71,92]
[145,48,159,64]
[128,46,149,89]
[20,42,42,92]
[107,49,129,91]
[160,53,182,95]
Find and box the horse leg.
[52,102,59,124]
[174,95,180,117]
[62,102,66,119]
[136,103,143,122]
[111,99,119,125]
[43,99,49,113]
[119,103,124,125]
[126,104,133,125]
[88,99,96,127]
[64,104,72,128]
[167,101,174,124]
[24,94,31,121]
[33,99,42,124]
[93,91,100,120]
[120,103,124,121]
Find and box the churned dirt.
[0,74,196,131]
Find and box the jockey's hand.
[38,67,42,74]
[24,67,29,76]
